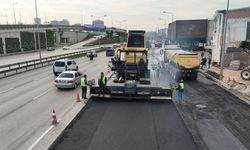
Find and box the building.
[206,20,215,47]
[212,7,250,63]
[34,17,41,25]
[50,19,70,26]
[60,19,70,26]
[83,20,106,31]
[92,20,105,29]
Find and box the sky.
[0,0,249,31]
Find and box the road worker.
[80,74,88,99]
[98,72,107,96]
[176,79,184,104]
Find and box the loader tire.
[241,69,250,80]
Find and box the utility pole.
[219,0,230,80]
[163,11,174,22]
[35,0,42,60]
[12,2,17,24]
[19,8,22,24]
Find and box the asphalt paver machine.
[90,30,172,100]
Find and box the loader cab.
[116,48,148,65]
[114,48,148,80]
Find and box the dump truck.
[165,49,200,80]
[168,19,208,50]
[90,30,172,100]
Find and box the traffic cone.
[52,109,58,125]
[76,92,81,102]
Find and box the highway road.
[49,48,197,150]
[1,47,250,150]
[0,36,108,66]
[50,48,250,150]
[0,51,111,150]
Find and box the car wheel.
[74,83,77,89]
[241,69,250,80]
[54,72,58,76]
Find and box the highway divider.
[0,46,109,78]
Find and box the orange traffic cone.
[52,109,58,125]
[76,92,81,102]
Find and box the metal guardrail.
[0,46,107,78]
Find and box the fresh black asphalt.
[50,99,197,150]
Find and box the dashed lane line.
[32,88,51,100]
[0,88,14,94]
[0,87,53,121]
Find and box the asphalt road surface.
[49,48,197,150]
[50,100,198,150]
[1,47,249,150]
[175,74,250,150]
[51,48,250,150]
[0,52,110,150]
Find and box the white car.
[53,59,78,76]
[62,46,70,50]
[54,71,82,89]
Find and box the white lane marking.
[27,125,53,150]
[32,88,51,100]
[0,88,14,94]
[27,118,61,150]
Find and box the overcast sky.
[0,0,249,31]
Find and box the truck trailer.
[168,19,208,50]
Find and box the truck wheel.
[192,73,198,80]
[241,69,250,80]
[74,83,77,89]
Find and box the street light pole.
[163,11,174,22]
[219,0,230,80]
[12,2,17,24]
[163,11,174,45]
[19,8,22,24]
[35,0,42,60]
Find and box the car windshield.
[59,73,73,78]
[55,61,65,67]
